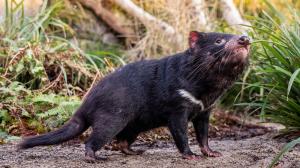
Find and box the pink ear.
[189,31,199,48]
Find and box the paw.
[122,148,145,155]
[182,153,202,160]
[84,156,97,163]
[201,147,222,157]
[84,151,107,163]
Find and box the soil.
[0,134,299,168]
[0,112,299,168]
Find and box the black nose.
[238,36,250,46]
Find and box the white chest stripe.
[178,89,205,111]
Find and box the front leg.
[168,112,200,160]
[192,111,222,157]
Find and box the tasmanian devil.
[18,31,251,162]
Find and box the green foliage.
[0,0,124,136]
[234,3,300,133]
[221,3,300,164]
[0,81,81,134]
[0,131,20,144]
[33,94,81,129]
[268,137,300,168]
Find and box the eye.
[215,39,225,45]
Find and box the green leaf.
[0,110,11,123]
[268,137,300,168]
[287,68,300,99]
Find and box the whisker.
[186,47,228,80]
[221,50,234,72]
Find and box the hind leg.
[117,134,146,155]
[84,131,108,162]
[116,127,145,155]
[84,115,128,162]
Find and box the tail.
[18,112,88,149]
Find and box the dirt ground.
[0,134,299,168]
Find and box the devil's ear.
[189,31,203,48]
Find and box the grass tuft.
[0,0,123,139]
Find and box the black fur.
[18,32,250,160]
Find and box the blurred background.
[0,1,299,159]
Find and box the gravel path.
[0,134,299,168]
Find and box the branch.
[191,0,209,30]
[78,0,134,37]
[112,0,177,38]
[220,0,251,33]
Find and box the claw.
[121,148,145,155]
[118,140,146,155]
[182,153,202,160]
[84,155,98,163]
[201,147,222,157]
[84,150,107,163]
